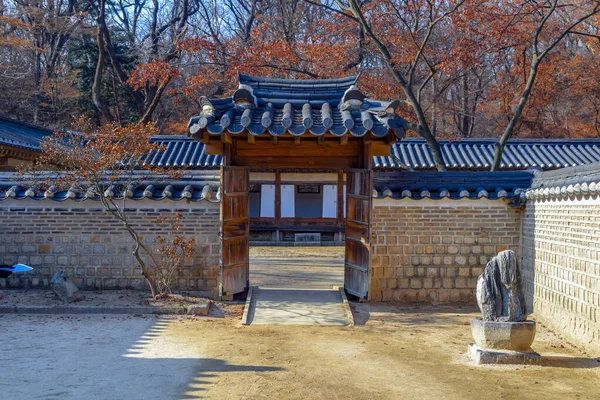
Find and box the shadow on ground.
[2,316,282,400]
[123,319,283,399]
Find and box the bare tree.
[90,0,200,124]
[491,0,600,170]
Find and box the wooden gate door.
[220,166,250,298]
[344,169,373,299]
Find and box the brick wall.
[0,199,221,298]
[521,165,600,353]
[370,198,521,303]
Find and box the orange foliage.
[127,61,181,90]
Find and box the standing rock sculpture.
[476,250,526,322]
[469,250,540,364]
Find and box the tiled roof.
[374,171,532,204]
[144,136,222,168]
[0,170,531,203]
[143,136,600,171]
[187,74,407,140]
[4,112,599,172]
[0,115,53,152]
[0,172,220,202]
[375,138,600,170]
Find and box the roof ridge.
[238,73,358,86]
[399,137,600,144]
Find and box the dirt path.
[2,305,598,400]
[249,246,344,289]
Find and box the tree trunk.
[491,59,540,171]
[92,0,114,122]
[461,74,470,138]
[431,78,437,135]
[32,48,41,124]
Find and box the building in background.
[0,115,53,171]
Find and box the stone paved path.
[246,287,349,326]
[249,246,344,289]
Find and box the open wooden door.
[344,169,373,299]
[220,166,250,298]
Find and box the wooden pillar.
[337,170,344,227]
[223,143,233,166]
[361,138,372,170]
[275,171,281,242]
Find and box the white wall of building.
[260,184,275,217]
[281,184,295,217]
[322,184,337,218]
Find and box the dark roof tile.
[0,115,53,151]
[144,136,600,171]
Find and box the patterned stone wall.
[370,198,521,303]
[521,165,600,353]
[0,199,221,298]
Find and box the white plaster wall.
[281,185,295,217]
[260,184,275,217]
[322,184,337,218]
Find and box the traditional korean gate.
[344,168,373,299]
[220,166,250,298]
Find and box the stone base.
[468,343,541,365]
[471,318,536,351]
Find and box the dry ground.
[249,246,344,289]
[2,305,599,400]
[2,246,599,399]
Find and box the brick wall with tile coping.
[0,199,221,298]
[521,164,600,354]
[370,198,521,303]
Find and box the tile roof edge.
[0,114,54,134]
[530,161,600,188]
[150,135,600,144]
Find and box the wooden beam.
[318,136,325,146]
[204,143,224,155]
[247,134,255,145]
[372,141,391,156]
[236,140,360,157]
[270,136,278,145]
[385,134,396,145]
[220,131,232,144]
[294,136,301,146]
[201,131,210,144]
[234,156,357,169]
[340,135,348,146]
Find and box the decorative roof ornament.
[340,85,366,111]
[232,84,257,109]
[189,96,216,137]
